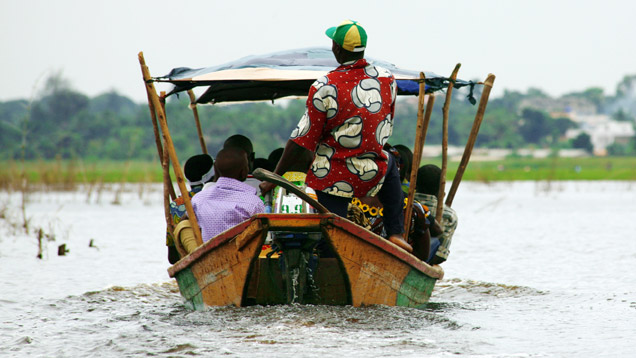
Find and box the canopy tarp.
[154,47,475,104]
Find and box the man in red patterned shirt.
[260,20,412,253]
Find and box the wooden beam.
[138,51,203,246]
[404,72,428,235]
[187,89,208,154]
[437,64,461,223]
[445,73,496,207]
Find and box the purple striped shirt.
[192,177,265,242]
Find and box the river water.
[1,181,634,357]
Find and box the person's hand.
[259,181,276,195]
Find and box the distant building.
[564,113,635,156]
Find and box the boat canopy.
[153,47,476,104]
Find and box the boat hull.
[168,213,444,309]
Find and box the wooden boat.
[138,47,495,309]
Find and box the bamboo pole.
[445,74,496,207]
[138,51,204,247]
[404,72,433,235]
[159,90,177,225]
[437,64,461,223]
[141,63,175,240]
[187,89,208,154]
[143,72,176,201]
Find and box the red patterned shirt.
[291,58,397,198]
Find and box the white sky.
[1,0,635,103]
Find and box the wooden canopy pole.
[187,89,208,154]
[143,75,176,201]
[404,72,434,235]
[445,74,496,207]
[138,51,203,246]
[437,64,461,223]
[159,90,177,206]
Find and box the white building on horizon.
[564,113,635,155]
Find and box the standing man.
[260,20,412,253]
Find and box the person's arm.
[428,214,443,237]
[259,140,312,194]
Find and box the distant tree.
[606,139,636,156]
[526,87,550,98]
[518,108,551,144]
[563,87,605,112]
[571,133,594,153]
[39,70,72,98]
[612,108,635,122]
[551,117,577,143]
[615,74,636,98]
[473,107,523,148]
[494,90,524,112]
[89,91,137,116]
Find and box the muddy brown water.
[1,181,635,357]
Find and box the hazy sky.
[2,0,635,103]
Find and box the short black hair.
[253,157,273,172]
[184,154,214,185]
[267,148,284,168]
[223,134,253,154]
[393,144,413,182]
[416,164,441,196]
[223,134,254,172]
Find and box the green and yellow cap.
[325,20,367,53]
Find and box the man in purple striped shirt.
[191,147,265,242]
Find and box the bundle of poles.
[403,66,496,234]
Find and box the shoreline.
[1,156,635,187]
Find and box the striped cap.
[325,20,367,53]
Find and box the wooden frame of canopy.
[137,50,495,256]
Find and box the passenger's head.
[416,164,441,196]
[267,148,284,169]
[223,134,254,172]
[214,147,249,182]
[326,20,366,64]
[253,157,273,172]
[183,154,214,190]
[393,144,413,182]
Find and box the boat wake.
[433,277,546,301]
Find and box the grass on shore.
[0,159,160,191]
[432,156,636,182]
[0,156,635,189]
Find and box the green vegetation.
[2,156,634,189]
[425,156,636,182]
[0,159,160,190]
[1,72,635,185]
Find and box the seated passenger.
[169,154,215,222]
[253,157,274,172]
[267,147,284,170]
[222,134,261,190]
[393,144,413,194]
[166,154,214,264]
[270,149,314,214]
[414,164,458,264]
[191,147,265,243]
[223,134,255,173]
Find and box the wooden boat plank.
[255,213,326,231]
[171,219,266,307]
[324,216,443,307]
[168,217,258,277]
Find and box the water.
[1,181,635,357]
